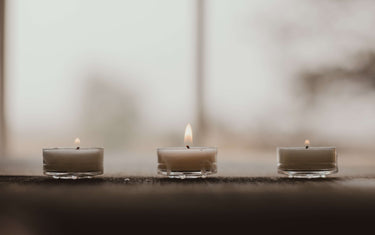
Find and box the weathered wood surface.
[1,176,375,234]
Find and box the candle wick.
[305,146,309,149]
[76,147,80,150]
[186,145,190,149]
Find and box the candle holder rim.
[157,146,217,151]
[43,147,104,151]
[277,146,336,150]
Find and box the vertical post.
[196,0,206,144]
[0,0,5,157]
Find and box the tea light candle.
[277,140,338,178]
[43,138,104,179]
[157,123,217,179]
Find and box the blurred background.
[1,0,375,176]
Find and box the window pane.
[6,0,193,165]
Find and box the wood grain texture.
[1,176,375,234]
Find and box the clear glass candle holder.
[157,147,217,179]
[43,147,104,179]
[277,147,338,178]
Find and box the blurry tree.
[298,52,375,106]
[82,77,138,149]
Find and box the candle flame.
[184,123,193,146]
[304,139,310,147]
[74,137,80,145]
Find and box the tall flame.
[74,137,81,145]
[184,123,193,146]
[304,139,310,147]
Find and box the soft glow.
[304,139,310,146]
[74,137,81,145]
[184,123,193,146]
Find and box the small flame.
[304,139,310,147]
[184,123,193,146]
[74,137,80,145]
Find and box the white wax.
[43,148,104,172]
[157,147,217,172]
[278,147,337,171]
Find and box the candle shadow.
[275,177,340,183]
[40,177,107,185]
[0,175,107,185]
